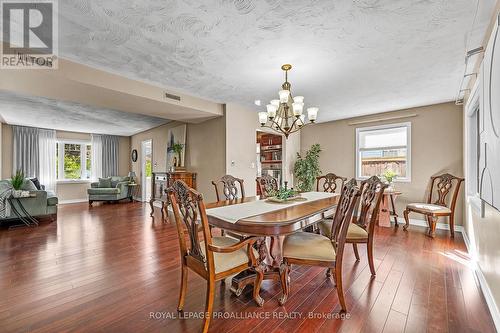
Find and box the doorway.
[256,131,283,194]
[141,139,152,202]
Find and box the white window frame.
[57,139,92,183]
[355,122,412,182]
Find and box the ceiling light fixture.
[258,64,318,138]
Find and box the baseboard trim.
[59,199,88,205]
[461,230,500,332]
[396,217,464,232]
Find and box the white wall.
[463,9,500,329]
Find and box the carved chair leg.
[278,260,290,306]
[449,214,455,238]
[253,264,265,307]
[352,243,360,261]
[403,209,410,231]
[202,279,215,333]
[367,238,376,276]
[325,267,331,277]
[335,264,347,313]
[428,216,437,238]
[178,265,188,311]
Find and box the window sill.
[356,177,411,183]
[57,179,92,185]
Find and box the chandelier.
[258,64,318,138]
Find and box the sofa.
[0,179,58,223]
[88,176,131,206]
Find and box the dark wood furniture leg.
[149,199,154,217]
[230,236,281,296]
[390,194,399,227]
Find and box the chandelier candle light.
[258,64,319,138]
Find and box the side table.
[128,183,139,201]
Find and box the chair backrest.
[427,173,465,212]
[168,180,215,274]
[211,175,245,201]
[329,178,361,257]
[316,173,347,193]
[357,176,387,235]
[256,175,278,198]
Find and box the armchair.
[88,176,131,206]
[0,179,58,223]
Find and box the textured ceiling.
[54,0,494,122]
[0,91,169,136]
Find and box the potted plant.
[171,143,184,168]
[10,170,25,198]
[382,169,397,190]
[293,144,322,192]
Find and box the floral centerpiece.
[267,186,304,203]
[382,169,397,190]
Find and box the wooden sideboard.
[149,171,197,220]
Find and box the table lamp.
[128,171,137,184]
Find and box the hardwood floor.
[0,202,496,333]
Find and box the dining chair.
[279,178,361,312]
[316,173,347,193]
[211,174,246,237]
[256,174,279,198]
[211,174,245,201]
[403,172,464,238]
[167,180,264,333]
[318,176,387,276]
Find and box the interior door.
[141,140,152,202]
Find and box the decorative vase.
[387,182,394,191]
[12,190,23,198]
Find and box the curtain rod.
[348,113,418,126]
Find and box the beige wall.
[225,103,300,196]
[1,124,130,202]
[185,116,226,202]
[130,118,226,203]
[301,102,464,225]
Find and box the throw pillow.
[30,177,42,190]
[98,177,112,188]
[21,179,38,191]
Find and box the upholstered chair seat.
[403,173,464,238]
[317,176,387,277]
[278,179,361,312]
[406,203,451,214]
[201,236,259,273]
[283,232,336,261]
[318,220,368,241]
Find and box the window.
[356,122,411,181]
[56,141,91,181]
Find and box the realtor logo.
[1,0,58,69]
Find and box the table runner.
[206,191,337,224]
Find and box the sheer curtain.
[91,134,103,181]
[12,125,39,177]
[38,129,57,192]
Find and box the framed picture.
[167,124,187,170]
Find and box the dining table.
[205,191,339,301]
